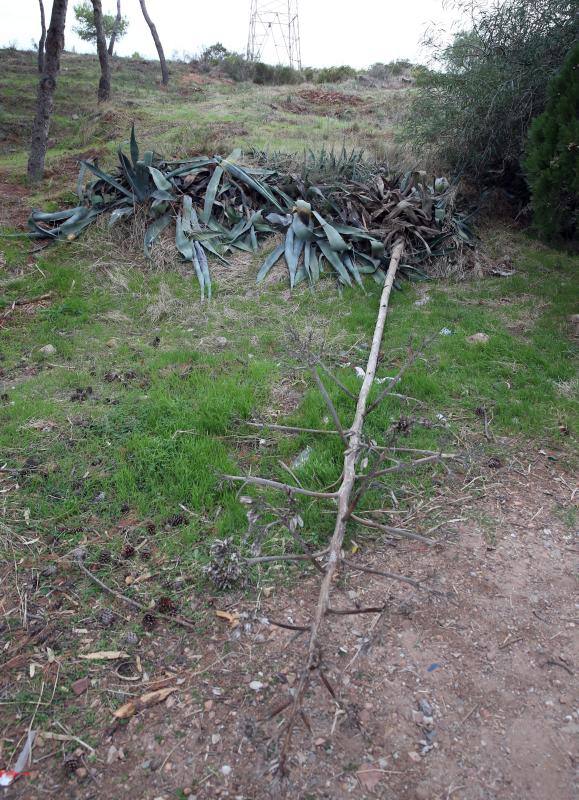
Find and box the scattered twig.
[223,474,338,499]
[349,513,434,545]
[247,422,340,436]
[75,559,198,631]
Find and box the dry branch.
[278,238,405,768]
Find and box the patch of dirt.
[2,447,577,799]
[0,179,30,227]
[280,89,367,118]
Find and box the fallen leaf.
[356,765,383,791]
[132,571,153,585]
[112,701,136,720]
[113,686,178,719]
[79,650,129,661]
[71,677,89,696]
[215,610,240,627]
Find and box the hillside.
[0,48,578,800]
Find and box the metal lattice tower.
[247,1,302,69]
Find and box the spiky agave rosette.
[27,126,476,297]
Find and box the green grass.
[1,226,577,579]
[0,47,577,589]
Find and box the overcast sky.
[4,1,465,68]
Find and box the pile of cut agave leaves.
[28,128,475,298]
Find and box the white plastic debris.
[249,680,264,692]
[439,327,453,336]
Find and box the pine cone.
[156,596,177,615]
[63,754,82,776]
[142,612,157,631]
[121,544,135,559]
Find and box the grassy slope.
[1,49,577,603]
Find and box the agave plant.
[27,127,475,297]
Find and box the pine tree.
[524,43,579,243]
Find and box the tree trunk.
[37,0,46,73]
[92,0,111,101]
[138,0,169,85]
[27,0,68,183]
[107,0,121,56]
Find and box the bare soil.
[3,444,577,800]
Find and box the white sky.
[3,1,464,68]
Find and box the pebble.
[220,765,232,776]
[466,332,490,344]
[249,680,264,692]
[418,698,433,716]
[39,344,56,356]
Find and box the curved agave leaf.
[201,165,224,224]
[312,210,348,252]
[144,212,172,256]
[256,243,284,284]
[318,240,351,286]
[80,160,134,200]
[148,166,173,193]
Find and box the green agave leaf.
[80,160,134,200]
[201,165,224,224]
[130,124,139,167]
[256,243,284,284]
[144,211,172,256]
[109,206,134,227]
[291,214,315,242]
[191,245,206,299]
[343,253,365,290]
[318,240,351,286]
[194,241,211,300]
[312,210,348,252]
[148,166,173,193]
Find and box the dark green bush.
[524,43,579,243]
[253,62,302,85]
[405,1,577,185]
[315,65,357,84]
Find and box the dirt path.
[7,445,576,800]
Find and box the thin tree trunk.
[92,0,111,101]
[107,0,121,56]
[138,0,169,85]
[27,0,68,183]
[37,0,46,73]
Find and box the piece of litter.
[439,327,452,336]
[426,663,441,673]
[249,680,264,692]
[291,446,312,470]
[354,366,366,379]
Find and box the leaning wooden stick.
[279,237,406,767]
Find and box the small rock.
[71,546,87,562]
[75,767,88,779]
[249,680,264,692]
[39,344,56,356]
[220,765,232,776]
[418,698,433,716]
[71,677,89,696]
[105,338,119,348]
[467,332,490,344]
[408,751,421,763]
